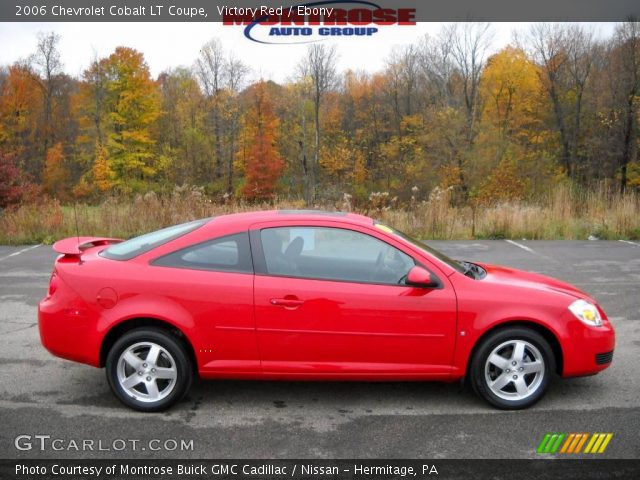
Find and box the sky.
[0,22,617,83]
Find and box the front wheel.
[106,328,193,412]
[470,327,555,409]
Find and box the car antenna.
[73,200,80,247]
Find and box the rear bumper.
[38,295,101,367]
[561,318,615,377]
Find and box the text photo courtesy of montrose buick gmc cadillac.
[38,210,615,412]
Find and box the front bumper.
[561,316,615,377]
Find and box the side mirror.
[406,266,438,288]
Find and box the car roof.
[204,209,374,231]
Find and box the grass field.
[0,185,638,245]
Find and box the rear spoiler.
[52,237,123,255]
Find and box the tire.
[469,327,555,410]
[106,327,193,412]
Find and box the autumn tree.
[101,47,161,192]
[195,39,250,194]
[30,32,63,178]
[268,79,314,198]
[481,47,543,139]
[418,32,456,107]
[380,114,425,192]
[445,22,493,194]
[385,45,421,133]
[196,39,226,183]
[0,64,41,172]
[239,81,284,201]
[476,46,551,193]
[223,55,250,195]
[79,55,109,146]
[318,89,366,195]
[610,21,640,192]
[340,71,389,194]
[157,68,208,185]
[0,150,28,208]
[411,26,493,197]
[449,23,493,143]
[43,142,69,197]
[525,23,597,180]
[92,141,114,192]
[298,44,337,203]
[477,158,527,204]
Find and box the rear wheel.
[470,327,555,409]
[106,328,193,412]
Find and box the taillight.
[48,271,59,296]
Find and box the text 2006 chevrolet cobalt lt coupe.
[38,210,615,411]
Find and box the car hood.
[476,262,591,301]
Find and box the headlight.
[568,299,602,327]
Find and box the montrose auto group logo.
[220,1,416,44]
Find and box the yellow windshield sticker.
[374,223,394,234]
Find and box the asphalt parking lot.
[0,240,638,459]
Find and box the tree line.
[1,22,639,209]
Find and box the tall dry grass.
[0,184,638,244]
[376,184,640,240]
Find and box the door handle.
[270,297,304,308]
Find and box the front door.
[251,224,457,378]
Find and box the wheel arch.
[465,320,563,377]
[99,317,197,373]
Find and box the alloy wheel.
[116,341,178,403]
[484,339,545,401]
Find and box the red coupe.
[38,210,615,411]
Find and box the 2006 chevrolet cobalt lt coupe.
[39,210,615,411]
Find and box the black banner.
[1,0,640,22]
[2,459,640,480]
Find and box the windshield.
[101,219,208,261]
[374,223,466,274]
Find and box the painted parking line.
[504,239,535,253]
[618,240,640,247]
[0,244,41,262]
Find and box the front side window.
[374,222,466,274]
[260,227,414,285]
[152,232,252,273]
[101,219,208,261]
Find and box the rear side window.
[101,219,207,261]
[152,233,253,273]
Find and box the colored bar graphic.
[537,433,552,454]
[584,433,599,453]
[545,434,558,453]
[560,433,575,453]
[598,434,613,453]
[537,433,613,454]
[573,433,588,453]
[568,434,581,453]
[550,433,566,453]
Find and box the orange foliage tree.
[92,141,114,192]
[0,65,41,171]
[239,81,284,201]
[43,142,69,198]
